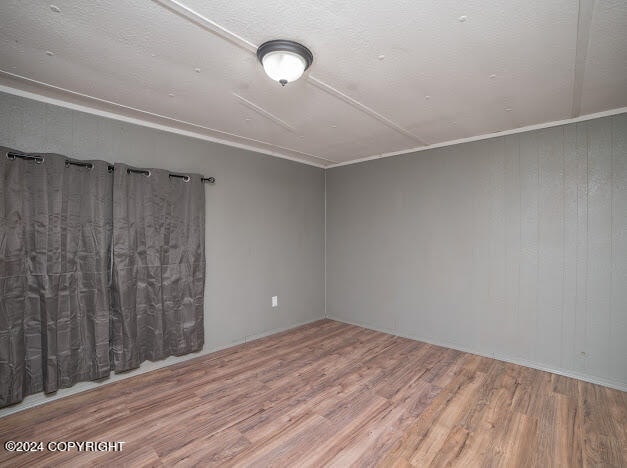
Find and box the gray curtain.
[110,165,205,372]
[0,148,112,407]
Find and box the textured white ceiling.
[0,0,625,167]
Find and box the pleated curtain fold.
[0,149,206,408]
[110,165,205,372]
[0,149,112,407]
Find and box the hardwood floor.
[1,319,625,467]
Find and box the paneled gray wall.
[327,114,627,390]
[0,91,325,414]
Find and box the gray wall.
[327,114,627,390]
[1,89,625,418]
[0,91,325,414]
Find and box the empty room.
[0,0,625,466]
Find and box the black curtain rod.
[6,151,43,164]
[7,151,215,184]
[66,159,93,169]
[126,167,149,176]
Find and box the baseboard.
[327,315,627,393]
[242,316,325,343]
[0,316,324,418]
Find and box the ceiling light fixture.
[257,40,313,87]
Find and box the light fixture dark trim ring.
[256,40,314,70]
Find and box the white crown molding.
[0,75,333,168]
[3,77,624,171]
[327,107,627,168]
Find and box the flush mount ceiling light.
[257,40,313,87]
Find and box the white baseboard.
[0,316,325,418]
[327,315,627,393]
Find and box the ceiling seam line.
[233,93,297,133]
[307,76,429,145]
[150,0,429,146]
[571,0,595,118]
[151,0,256,52]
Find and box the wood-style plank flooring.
[1,319,625,467]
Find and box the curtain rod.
[6,151,216,184]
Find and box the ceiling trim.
[151,0,427,145]
[571,0,596,118]
[152,0,257,53]
[326,107,627,168]
[2,81,624,171]
[233,93,298,133]
[307,77,427,145]
[0,76,333,167]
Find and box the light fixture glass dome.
[262,51,307,84]
[257,40,313,86]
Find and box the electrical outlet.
[272,296,278,308]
